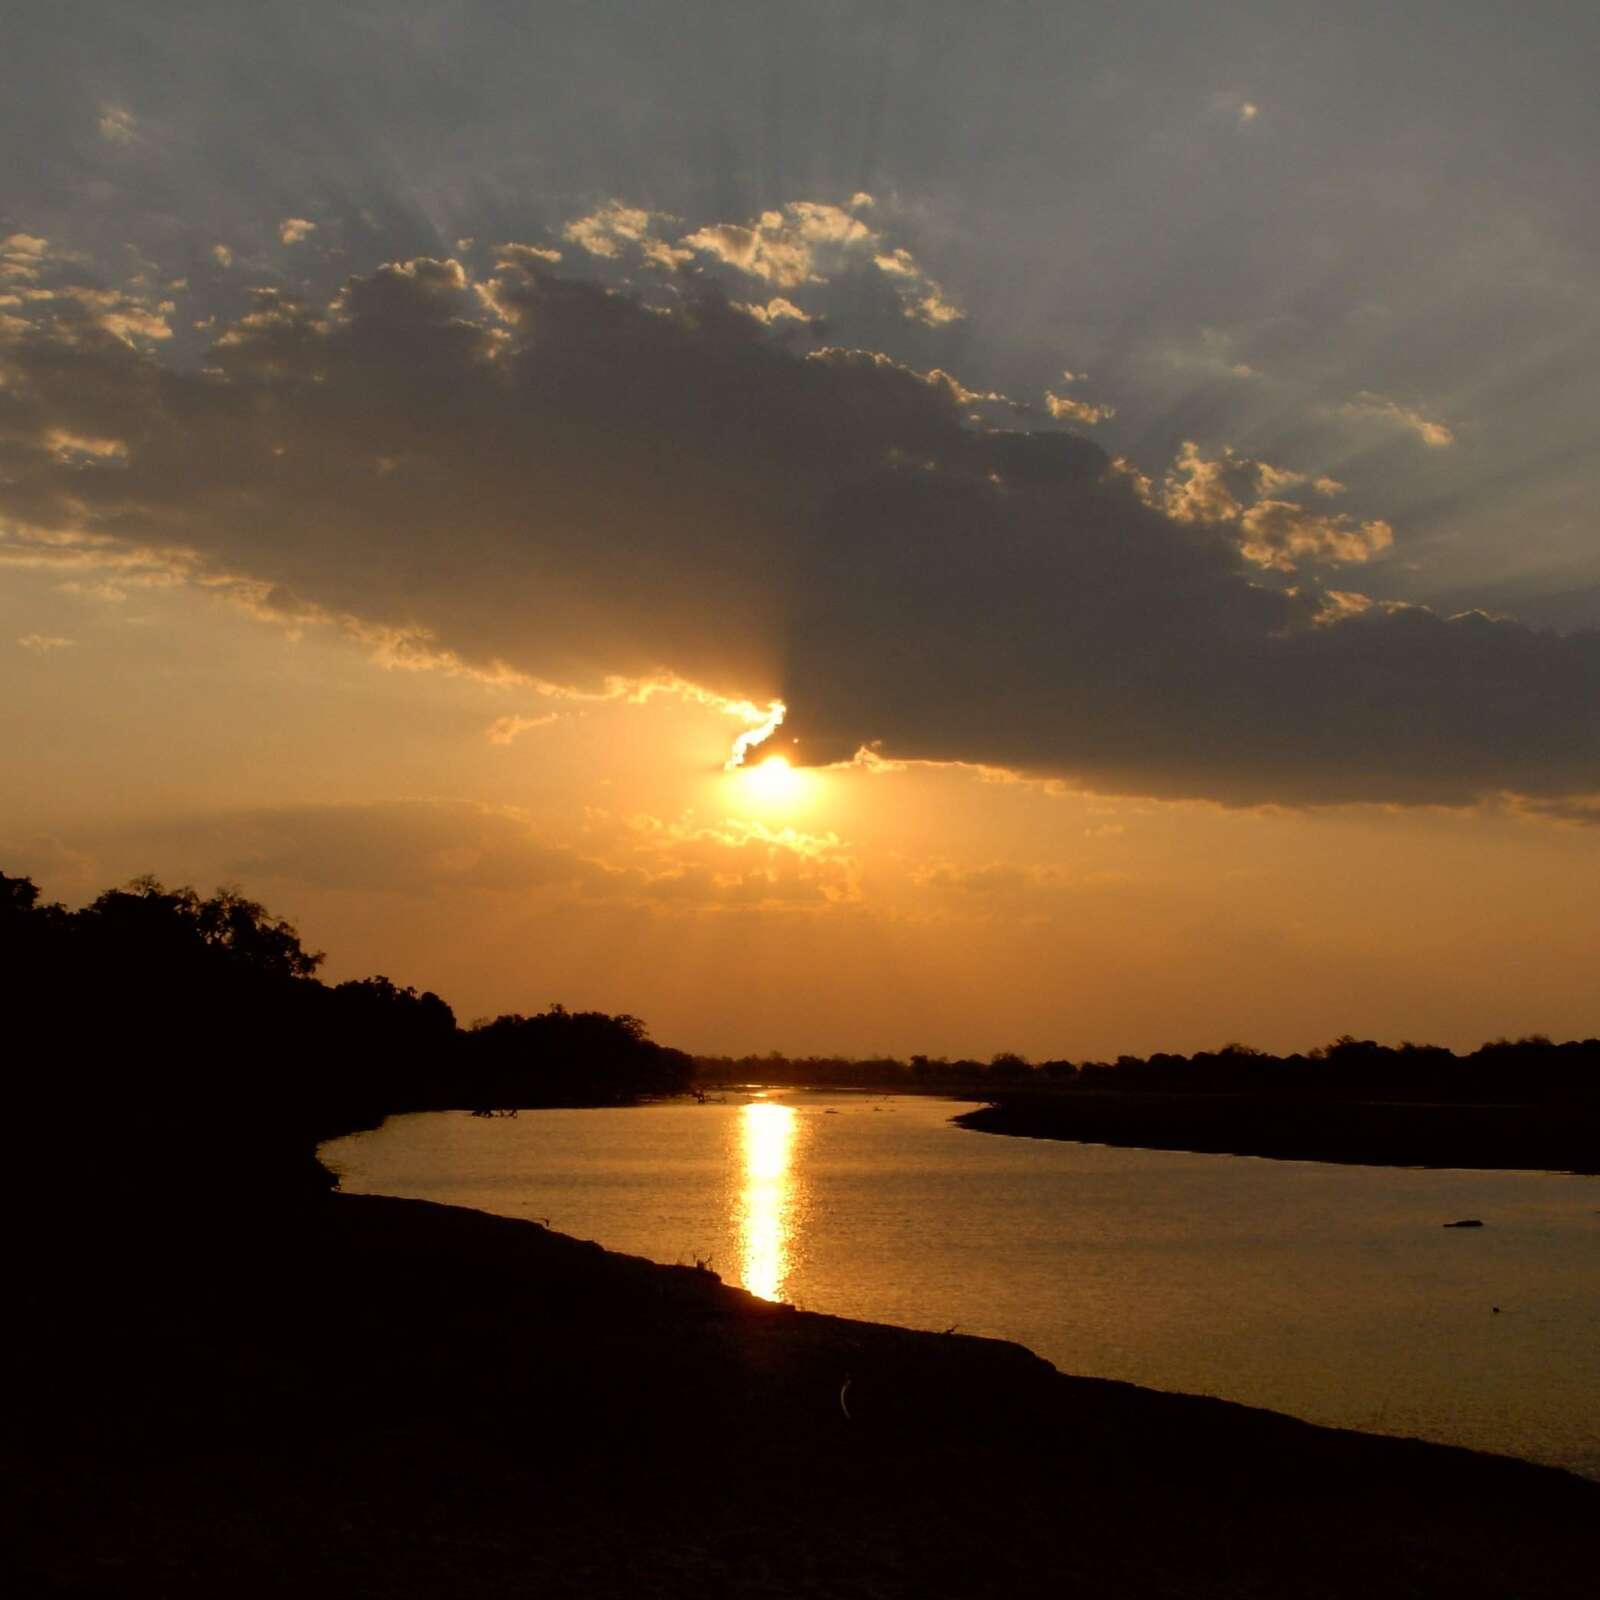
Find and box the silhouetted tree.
[464,1005,691,1106]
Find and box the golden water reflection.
[737,1101,799,1301]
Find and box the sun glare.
[737,754,812,811]
[747,754,798,800]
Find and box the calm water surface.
[322,1092,1600,1477]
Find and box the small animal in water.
[1443,1218,1485,1228]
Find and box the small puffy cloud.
[1,269,175,344]
[898,283,963,327]
[1,233,52,284]
[494,241,561,267]
[684,200,962,326]
[564,202,689,269]
[278,217,317,246]
[564,201,652,259]
[871,247,917,278]
[1045,370,1115,426]
[1311,589,1376,625]
[97,105,137,146]
[1210,91,1260,128]
[686,201,873,288]
[1045,391,1116,426]
[1341,391,1455,448]
[67,287,173,342]
[900,367,1011,414]
[46,430,129,464]
[17,633,74,652]
[1235,500,1393,571]
[1157,442,1391,570]
[735,296,812,326]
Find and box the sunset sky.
[6,1,1600,1058]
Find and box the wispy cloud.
[1044,373,1116,426]
[485,712,558,746]
[1341,391,1455,448]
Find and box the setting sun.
[738,754,809,810]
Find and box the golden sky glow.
[6,560,1600,1062]
[7,5,1600,1064]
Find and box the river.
[321,1090,1600,1477]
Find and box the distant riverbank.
[957,1090,1600,1172]
[11,1186,1598,1597]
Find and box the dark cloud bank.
[4,249,1598,808]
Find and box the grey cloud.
[1513,795,1600,828]
[3,250,1600,808]
[11,2,1600,614]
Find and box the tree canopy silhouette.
[2,868,688,1227]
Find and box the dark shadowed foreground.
[9,1190,1596,1599]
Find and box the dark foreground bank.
[957,1091,1600,1173]
[8,1190,1597,1599]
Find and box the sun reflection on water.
[737,1101,799,1301]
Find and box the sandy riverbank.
[8,1189,1597,1597]
[958,1091,1600,1173]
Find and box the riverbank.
[957,1090,1600,1172]
[8,1188,1597,1597]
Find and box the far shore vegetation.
[693,1032,1600,1102]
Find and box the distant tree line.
[695,1035,1600,1104]
[2,870,691,1218]
[11,862,1593,1229]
